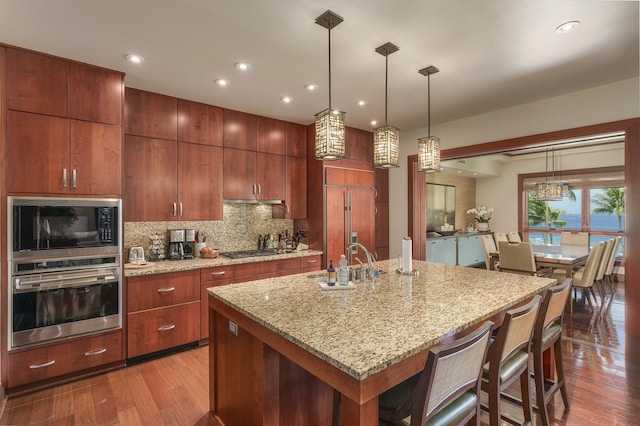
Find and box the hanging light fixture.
[535,148,563,200]
[417,66,441,173]
[314,10,346,160]
[373,42,400,168]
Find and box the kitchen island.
[207,259,555,425]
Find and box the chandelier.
[373,42,400,168]
[417,66,441,173]
[535,148,563,200]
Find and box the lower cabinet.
[457,235,484,266]
[426,238,457,265]
[7,330,123,389]
[200,265,236,340]
[127,270,200,358]
[425,235,485,267]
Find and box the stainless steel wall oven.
[8,197,122,349]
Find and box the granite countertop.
[124,249,323,277]
[207,259,554,381]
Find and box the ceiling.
[1,1,638,133]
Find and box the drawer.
[128,270,200,312]
[300,255,322,272]
[127,302,200,358]
[8,330,122,388]
[201,265,236,283]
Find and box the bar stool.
[532,279,572,426]
[481,295,541,426]
[379,321,494,426]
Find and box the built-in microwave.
[10,197,120,261]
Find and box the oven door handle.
[14,272,118,291]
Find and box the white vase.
[477,222,489,232]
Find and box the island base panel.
[211,311,335,426]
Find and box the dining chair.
[560,231,589,247]
[531,279,572,426]
[507,231,522,242]
[493,233,508,248]
[481,295,541,426]
[565,241,605,309]
[594,239,615,302]
[603,236,622,295]
[480,234,498,270]
[379,321,493,426]
[497,241,538,276]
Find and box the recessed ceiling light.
[371,120,378,126]
[281,96,292,103]
[305,84,318,91]
[357,100,367,106]
[125,54,144,64]
[235,62,250,71]
[555,21,580,33]
[215,79,229,87]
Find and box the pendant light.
[373,42,400,168]
[535,148,563,200]
[417,66,441,173]
[314,10,346,160]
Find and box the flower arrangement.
[467,205,495,223]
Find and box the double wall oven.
[8,197,122,349]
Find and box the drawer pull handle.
[306,259,317,264]
[157,287,176,293]
[158,324,176,332]
[30,360,55,369]
[210,271,226,276]
[85,348,107,356]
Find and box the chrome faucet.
[347,243,377,280]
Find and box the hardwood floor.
[1,283,637,425]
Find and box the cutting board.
[124,261,156,269]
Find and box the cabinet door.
[70,120,122,196]
[69,63,123,125]
[375,168,389,202]
[6,111,69,195]
[177,100,222,146]
[123,135,178,221]
[346,127,373,165]
[124,87,177,140]
[426,238,457,265]
[285,156,307,218]
[458,236,484,266]
[223,109,257,150]
[257,116,285,154]
[178,143,223,220]
[350,187,376,263]
[7,47,68,117]
[285,122,307,158]
[223,148,256,200]
[256,152,285,201]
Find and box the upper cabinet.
[346,127,374,165]
[124,88,177,140]
[223,109,257,150]
[285,122,307,158]
[6,48,124,197]
[177,99,223,146]
[257,116,285,155]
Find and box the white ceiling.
[1,1,638,132]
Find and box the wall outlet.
[229,320,238,336]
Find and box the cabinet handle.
[30,360,55,369]
[210,271,226,276]
[72,169,77,188]
[62,169,67,188]
[179,202,183,217]
[84,348,107,356]
[252,184,256,195]
[375,205,378,215]
[157,287,176,293]
[306,259,317,264]
[374,188,378,199]
[257,184,261,195]
[158,324,176,332]
[173,202,177,217]
[285,203,290,215]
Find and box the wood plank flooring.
[1,283,637,425]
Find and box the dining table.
[489,243,590,276]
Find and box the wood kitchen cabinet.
[127,270,200,358]
[346,126,374,165]
[124,136,223,221]
[223,148,285,201]
[283,156,307,218]
[178,99,223,146]
[125,87,177,140]
[257,116,285,154]
[375,168,390,260]
[200,265,236,339]
[285,122,307,158]
[223,109,257,150]
[7,112,122,196]
[69,62,123,125]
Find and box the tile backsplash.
[124,203,293,256]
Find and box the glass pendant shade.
[417,136,440,173]
[315,108,346,160]
[535,182,563,201]
[373,126,399,168]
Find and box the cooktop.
[220,249,283,259]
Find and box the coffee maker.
[167,229,185,260]
[183,229,196,259]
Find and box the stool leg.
[520,368,533,424]
[554,339,571,409]
[533,349,550,426]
